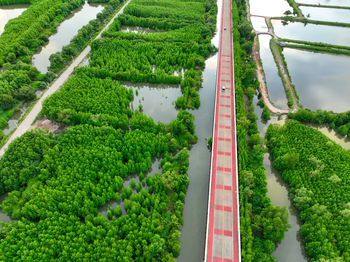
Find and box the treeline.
[266,120,350,260]
[0,0,87,138]
[89,0,217,109]
[0,0,212,259]
[233,1,290,261]
[0,0,84,67]
[48,0,124,73]
[289,108,350,137]
[0,115,195,260]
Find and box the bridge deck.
[205,0,240,260]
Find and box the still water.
[258,34,289,110]
[254,96,307,262]
[0,193,11,223]
[295,0,350,7]
[178,0,221,259]
[251,16,269,32]
[32,2,104,73]
[300,6,350,23]
[283,48,350,112]
[273,19,350,46]
[249,0,292,17]
[124,82,181,124]
[0,5,27,35]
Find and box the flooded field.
[0,5,27,35]
[283,48,350,112]
[300,6,350,23]
[295,0,350,7]
[258,35,289,110]
[32,2,104,73]
[250,0,292,17]
[273,19,350,46]
[124,83,181,124]
[251,16,268,32]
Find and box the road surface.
[204,0,241,260]
[0,0,131,156]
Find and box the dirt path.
[0,0,131,157]
[253,37,289,114]
[246,0,299,113]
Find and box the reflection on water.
[251,16,268,32]
[296,0,350,7]
[120,26,155,34]
[258,35,289,110]
[283,48,350,112]
[0,5,27,35]
[273,19,350,46]
[300,6,350,23]
[178,1,221,258]
[249,0,292,17]
[253,96,307,262]
[32,2,104,73]
[123,82,181,124]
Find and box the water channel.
[258,34,289,110]
[295,0,350,7]
[32,2,104,73]
[272,19,350,46]
[300,6,350,23]
[0,4,27,36]
[253,96,307,262]
[283,48,350,112]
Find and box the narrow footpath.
[204,0,241,260]
[0,0,131,156]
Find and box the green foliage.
[48,0,124,73]
[0,128,54,195]
[267,120,350,260]
[289,108,350,138]
[233,0,289,261]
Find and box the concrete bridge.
[204,0,241,260]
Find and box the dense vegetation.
[267,120,350,260]
[87,0,217,109]
[233,1,289,261]
[0,0,214,259]
[48,0,124,73]
[0,0,84,67]
[289,108,350,138]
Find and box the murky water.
[3,103,29,136]
[295,0,350,7]
[32,2,104,73]
[273,19,350,46]
[253,96,307,262]
[98,160,161,219]
[0,193,12,223]
[258,35,289,110]
[251,16,269,32]
[120,26,155,34]
[300,6,350,23]
[308,124,350,149]
[123,83,181,124]
[0,5,27,35]
[283,48,350,112]
[249,0,292,17]
[178,0,221,259]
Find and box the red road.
[205,0,240,261]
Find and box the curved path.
[204,0,241,260]
[0,0,130,156]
